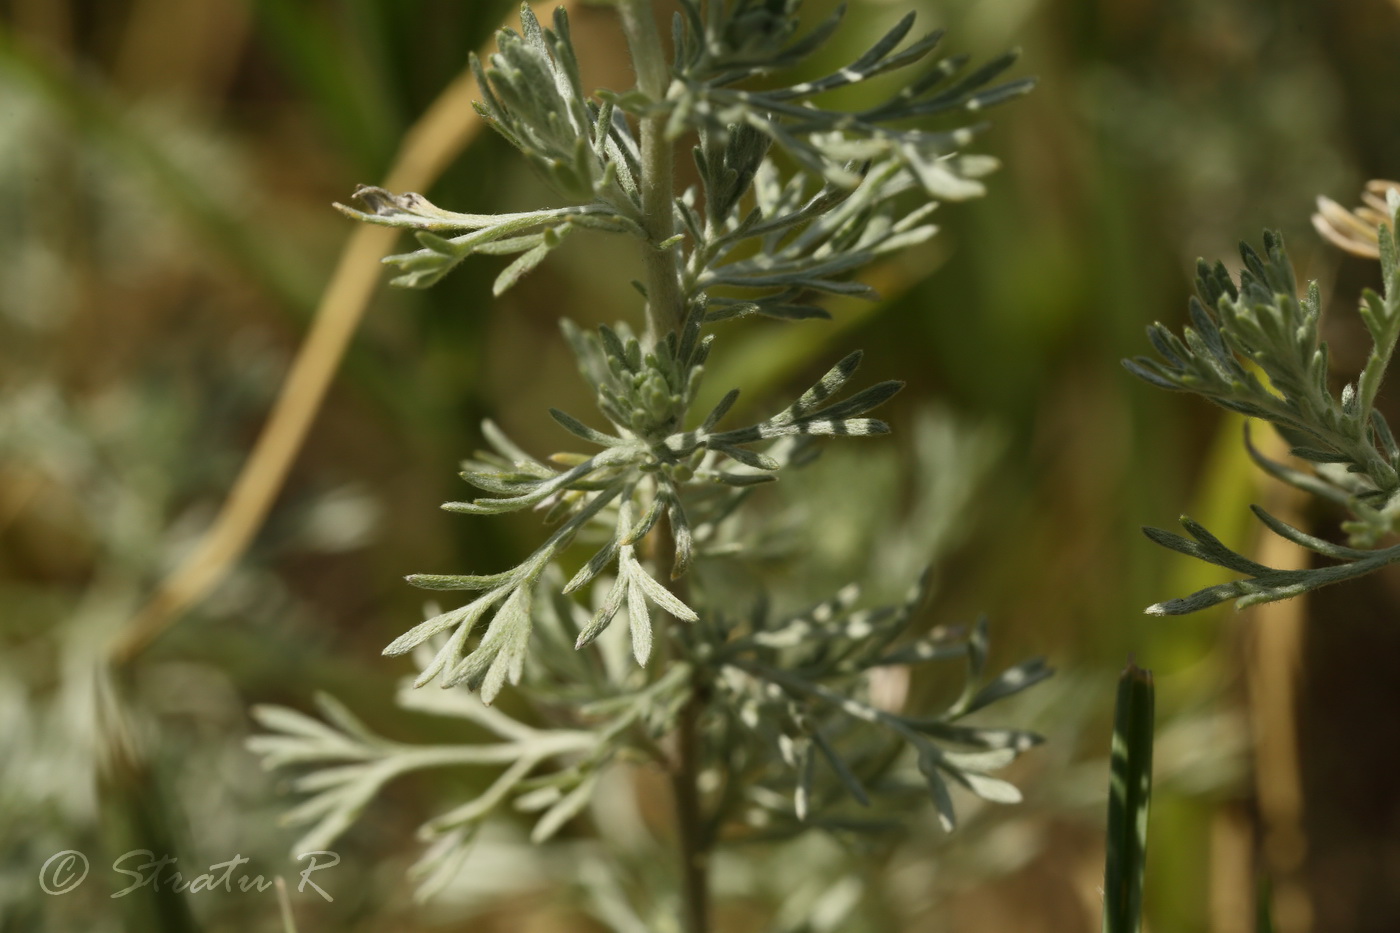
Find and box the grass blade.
[1103,662,1155,933]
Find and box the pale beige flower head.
[1313,179,1400,259]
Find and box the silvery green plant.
[1126,188,1400,615]
[250,2,1049,927]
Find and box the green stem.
[616,0,684,346]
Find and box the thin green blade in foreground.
[1103,662,1155,933]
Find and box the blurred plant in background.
[5,0,1400,931]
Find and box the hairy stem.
[617,0,683,346]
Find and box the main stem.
[671,679,709,933]
[617,4,709,932]
[617,0,684,347]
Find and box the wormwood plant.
[250,2,1050,927]
[1126,184,1400,614]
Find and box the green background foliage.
[3,0,1399,931]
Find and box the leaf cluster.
[333,185,639,291]
[333,6,647,290]
[471,6,640,208]
[249,567,1049,897]
[649,2,1032,322]
[338,2,1031,330]
[699,574,1050,834]
[663,1,1033,199]
[1127,192,1400,613]
[390,330,899,700]
[248,630,695,900]
[684,146,944,321]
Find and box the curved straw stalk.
[110,1,573,666]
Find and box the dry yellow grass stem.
[111,1,571,666]
[1242,429,1312,933]
[1209,806,1255,933]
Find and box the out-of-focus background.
[3,0,1399,930]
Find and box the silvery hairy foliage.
[251,1,1049,923]
[1126,187,1400,615]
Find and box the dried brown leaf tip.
[1313,179,1400,259]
